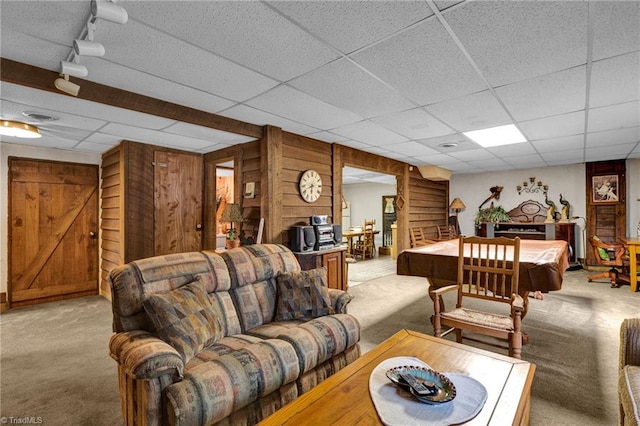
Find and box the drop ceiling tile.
[540,149,585,162]
[331,121,407,147]
[588,101,640,133]
[385,141,440,157]
[487,143,537,158]
[127,1,339,81]
[337,139,372,150]
[445,1,587,86]
[519,111,585,140]
[504,154,546,167]
[163,122,255,144]
[0,27,71,73]
[289,59,414,119]
[448,149,497,162]
[496,67,586,122]
[1,83,176,130]
[589,52,640,108]
[425,91,512,132]
[0,133,78,149]
[415,134,472,153]
[414,153,463,165]
[305,131,349,143]
[370,108,455,140]
[269,1,433,54]
[585,143,637,162]
[73,141,114,154]
[467,158,512,170]
[96,21,278,102]
[592,1,640,61]
[587,127,640,147]
[447,163,484,173]
[84,133,123,145]
[0,1,86,46]
[531,135,585,153]
[99,123,216,150]
[221,104,319,136]
[1,99,106,131]
[434,1,465,11]
[352,19,486,105]
[247,85,364,130]
[545,158,584,167]
[195,143,231,154]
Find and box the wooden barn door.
[9,158,99,307]
[153,151,203,255]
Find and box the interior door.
[586,160,627,265]
[9,158,99,307]
[153,151,203,255]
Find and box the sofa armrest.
[621,318,640,369]
[109,330,185,380]
[328,288,354,314]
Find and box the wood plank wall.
[280,131,334,244]
[407,167,450,240]
[100,145,123,298]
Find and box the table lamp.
[449,197,466,234]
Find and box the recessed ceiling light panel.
[463,124,527,148]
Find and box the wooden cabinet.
[477,222,577,262]
[100,141,204,297]
[294,247,348,291]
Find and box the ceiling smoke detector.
[439,142,458,148]
[22,111,60,122]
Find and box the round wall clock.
[299,169,322,203]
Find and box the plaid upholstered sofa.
[620,317,640,426]
[108,244,360,425]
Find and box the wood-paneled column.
[261,125,283,244]
[332,144,343,226]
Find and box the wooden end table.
[260,329,535,425]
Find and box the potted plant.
[475,205,511,226]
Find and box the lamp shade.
[449,197,466,211]
[221,203,243,224]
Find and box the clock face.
[299,169,323,203]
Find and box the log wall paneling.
[100,145,124,298]
[408,168,449,240]
[262,126,283,244]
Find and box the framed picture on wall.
[592,175,619,203]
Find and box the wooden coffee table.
[260,329,535,425]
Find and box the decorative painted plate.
[386,365,456,404]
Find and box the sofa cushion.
[248,314,361,374]
[143,280,223,364]
[275,268,334,321]
[165,338,300,425]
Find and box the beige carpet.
[1,256,638,425]
[348,257,640,426]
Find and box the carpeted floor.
[1,256,638,425]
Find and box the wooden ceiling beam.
[0,58,263,139]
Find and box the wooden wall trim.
[0,58,263,139]
[341,145,406,175]
[332,144,343,227]
[262,126,283,244]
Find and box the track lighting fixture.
[0,120,42,138]
[55,0,128,96]
[73,39,105,57]
[60,60,88,78]
[54,75,80,97]
[91,0,128,24]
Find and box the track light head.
[91,0,128,24]
[60,60,88,78]
[54,75,80,97]
[73,39,105,57]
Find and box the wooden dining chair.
[587,236,630,288]
[409,227,435,248]
[354,219,376,259]
[437,225,458,240]
[432,236,525,359]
